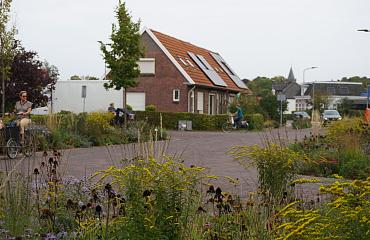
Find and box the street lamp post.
[357,29,370,121]
[302,67,318,119]
[303,67,318,84]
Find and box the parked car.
[321,110,342,125]
[293,111,311,120]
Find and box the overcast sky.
[10,0,370,82]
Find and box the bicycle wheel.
[23,133,36,157]
[222,122,232,133]
[7,139,19,159]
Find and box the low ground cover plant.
[292,118,370,179]
[32,112,165,149]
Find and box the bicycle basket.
[5,125,20,142]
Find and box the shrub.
[263,120,279,129]
[145,104,156,112]
[229,143,305,202]
[246,113,264,130]
[88,158,207,239]
[338,148,370,179]
[73,112,115,145]
[134,111,228,131]
[292,119,312,129]
[125,104,133,111]
[275,178,370,240]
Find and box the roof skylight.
[178,56,188,66]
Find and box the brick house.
[127,28,249,114]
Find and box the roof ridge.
[150,29,218,55]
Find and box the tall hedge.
[134,111,225,130]
[134,111,264,131]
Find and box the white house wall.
[52,80,123,113]
[285,99,296,114]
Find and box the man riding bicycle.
[14,91,33,143]
[233,103,243,128]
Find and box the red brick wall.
[128,32,189,112]
[129,32,238,114]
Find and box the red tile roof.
[151,30,246,92]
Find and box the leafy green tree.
[247,76,273,96]
[310,93,329,113]
[100,0,143,113]
[70,75,81,80]
[260,94,287,121]
[0,0,16,115]
[246,76,285,97]
[6,43,59,110]
[338,97,354,116]
[340,76,370,88]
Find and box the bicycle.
[2,122,36,159]
[222,115,249,133]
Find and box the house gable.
[147,29,248,92]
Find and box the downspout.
[188,85,196,113]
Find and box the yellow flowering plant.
[274,178,370,240]
[229,143,308,203]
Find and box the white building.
[51,80,123,113]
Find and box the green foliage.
[100,0,144,112]
[229,144,305,202]
[294,119,370,179]
[88,158,207,239]
[263,120,279,128]
[125,104,133,111]
[247,113,264,130]
[340,76,370,88]
[134,111,226,130]
[0,0,17,113]
[70,75,81,80]
[246,76,274,97]
[292,119,312,129]
[338,148,370,179]
[275,178,370,240]
[260,94,287,121]
[145,104,156,112]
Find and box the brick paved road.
[1,127,314,197]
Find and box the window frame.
[173,89,180,102]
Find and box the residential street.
[1,127,315,197]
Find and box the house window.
[327,87,336,95]
[138,58,155,75]
[339,87,349,95]
[173,89,180,102]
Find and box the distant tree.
[259,94,287,121]
[246,76,286,97]
[6,43,59,110]
[340,76,369,88]
[0,0,16,115]
[70,75,81,80]
[247,77,273,96]
[271,76,285,82]
[99,0,143,115]
[310,93,329,113]
[85,76,99,80]
[338,97,354,116]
